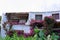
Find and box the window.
[52,13,59,19]
[35,15,42,20]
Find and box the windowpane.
[35,15,42,20]
[52,13,59,19]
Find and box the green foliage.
[51,33,59,40]
[4,35,11,40]
[0,36,4,40]
[0,32,37,40]
[34,30,59,40]
[34,29,40,34]
[0,30,60,40]
[38,30,46,40]
[39,30,45,37]
[47,33,59,40]
[44,17,55,25]
[44,16,56,35]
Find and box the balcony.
[6,13,29,25]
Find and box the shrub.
[44,16,56,35]
[47,33,59,40]
[7,30,14,37]
[0,30,59,40]
[34,29,40,34]
[51,33,59,40]
[38,30,46,40]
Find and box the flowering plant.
[44,16,56,35]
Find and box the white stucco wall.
[28,12,50,21]
[12,25,30,33]
[1,13,8,37]
[28,12,52,21]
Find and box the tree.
[44,16,56,35]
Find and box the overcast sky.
[0,0,60,16]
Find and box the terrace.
[6,13,29,25]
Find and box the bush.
[34,29,40,34]
[0,30,59,40]
[47,33,59,40]
[44,16,56,35]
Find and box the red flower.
[7,31,14,37]
[30,19,44,26]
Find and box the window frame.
[52,13,59,19]
[35,15,42,20]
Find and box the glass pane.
[52,13,59,19]
[35,15,42,20]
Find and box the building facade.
[1,11,60,37]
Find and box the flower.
[7,31,14,37]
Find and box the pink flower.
[7,31,14,37]
[45,16,53,19]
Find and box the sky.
[0,0,60,16]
